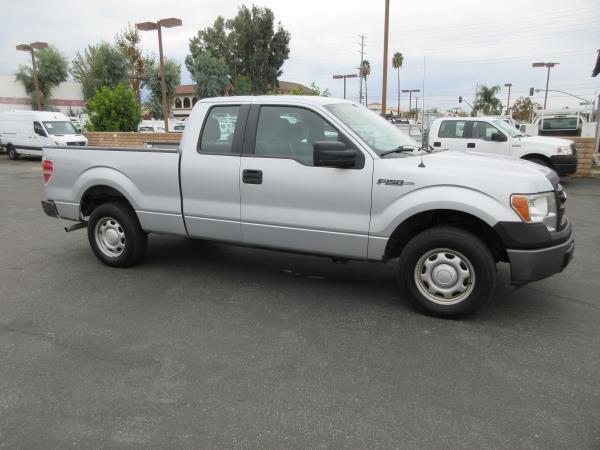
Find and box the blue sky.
[3,0,599,112]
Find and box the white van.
[0,110,87,160]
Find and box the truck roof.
[0,110,70,121]
[198,95,353,106]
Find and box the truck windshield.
[43,121,78,135]
[541,117,578,130]
[493,119,523,138]
[325,103,419,154]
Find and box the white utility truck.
[41,96,574,318]
[428,117,577,176]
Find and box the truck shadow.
[137,235,555,323]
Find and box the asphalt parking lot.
[0,155,599,448]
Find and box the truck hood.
[380,150,556,194]
[518,135,573,148]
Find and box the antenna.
[418,56,426,168]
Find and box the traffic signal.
[529,87,534,96]
[458,96,462,103]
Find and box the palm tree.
[361,60,371,106]
[392,52,403,116]
[475,85,502,115]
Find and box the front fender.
[370,185,520,238]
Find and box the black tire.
[397,226,496,318]
[6,145,19,160]
[87,202,147,267]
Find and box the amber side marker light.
[511,195,531,222]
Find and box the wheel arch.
[384,209,508,263]
[80,184,135,217]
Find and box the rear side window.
[438,120,466,138]
[199,106,240,154]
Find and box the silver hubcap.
[414,248,475,305]
[95,217,126,258]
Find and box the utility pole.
[16,42,48,111]
[414,96,420,121]
[504,83,512,115]
[137,18,183,132]
[333,74,358,99]
[381,0,390,117]
[358,35,366,105]
[532,62,559,110]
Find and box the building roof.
[175,85,196,95]
[277,81,313,94]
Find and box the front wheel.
[87,202,147,267]
[397,227,496,318]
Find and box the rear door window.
[438,120,466,138]
[198,106,240,154]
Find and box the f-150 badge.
[377,179,415,186]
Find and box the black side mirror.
[313,141,357,168]
[490,132,507,142]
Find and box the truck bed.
[42,146,186,235]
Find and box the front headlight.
[511,192,557,231]
[556,145,572,155]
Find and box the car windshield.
[43,121,78,135]
[493,119,523,137]
[325,103,419,154]
[542,117,578,130]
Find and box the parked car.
[428,117,577,176]
[0,110,87,160]
[41,96,573,318]
[138,120,165,133]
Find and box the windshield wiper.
[380,144,430,157]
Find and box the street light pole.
[136,18,182,132]
[504,83,512,115]
[402,89,420,119]
[332,74,358,99]
[532,62,559,110]
[16,42,48,111]
[381,0,390,118]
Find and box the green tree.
[115,24,150,105]
[144,58,181,119]
[512,96,540,122]
[71,42,129,100]
[308,82,330,97]
[188,53,229,99]
[186,5,290,94]
[15,46,69,110]
[392,52,403,115]
[86,84,141,131]
[361,60,371,105]
[232,75,255,95]
[475,84,502,115]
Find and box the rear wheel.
[87,202,147,267]
[6,145,19,160]
[397,226,496,318]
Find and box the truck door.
[239,104,373,259]
[180,104,249,242]
[466,121,509,156]
[431,119,468,151]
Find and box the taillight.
[42,159,53,185]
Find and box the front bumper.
[507,239,574,285]
[550,154,577,177]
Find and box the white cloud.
[2,0,599,111]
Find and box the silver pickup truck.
[41,96,574,318]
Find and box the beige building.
[0,74,84,114]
